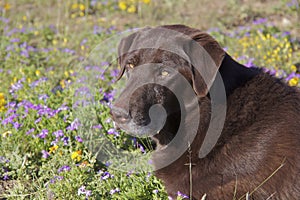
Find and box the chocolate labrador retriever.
[111,24,300,199]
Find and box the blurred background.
[0,0,299,199]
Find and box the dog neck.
[218,53,261,97]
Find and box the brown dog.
[111,24,300,199]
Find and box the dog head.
[111,25,225,144]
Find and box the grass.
[0,0,300,199]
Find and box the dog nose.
[110,107,130,124]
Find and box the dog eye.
[126,63,135,69]
[160,69,169,77]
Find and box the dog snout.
[110,106,131,124]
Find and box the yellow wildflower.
[64,71,69,78]
[60,79,66,89]
[22,16,27,21]
[79,160,90,168]
[35,70,40,76]
[79,12,84,17]
[0,93,6,112]
[79,3,85,11]
[4,3,11,11]
[118,1,127,10]
[71,3,78,10]
[2,131,11,137]
[52,39,58,45]
[142,0,151,4]
[49,145,59,154]
[289,77,299,86]
[71,150,82,161]
[63,38,68,44]
[127,5,136,13]
[291,65,297,72]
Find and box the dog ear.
[159,25,225,97]
[191,32,225,97]
[188,31,225,97]
[116,32,138,81]
[169,27,224,97]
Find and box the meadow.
[0,0,299,199]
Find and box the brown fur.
[112,24,300,199]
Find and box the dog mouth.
[113,117,165,138]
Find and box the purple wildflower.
[245,58,255,68]
[0,157,9,163]
[78,186,86,195]
[287,0,299,8]
[110,69,119,77]
[61,137,69,145]
[62,48,76,55]
[57,104,69,113]
[38,94,49,102]
[50,176,64,184]
[51,138,59,145]
[66,118,81,131]
[107,128,119,136]
[58,165,71,173]
[75,136,83,143]
[145,172,152,182]
[10,38,20,43]
[138,144,145,154]
[177,191,189,199]
[253,18,267,25]
[20,49,29,58]
[41,150,50,159]
[100,171,114,180]
[0,17,9,24]
[92,124,102,129]
[37,106,55,118]
[53,130,64,138]
[2,173,9,181]
[35,117,42,124]
[80,38,88,46]
[110,188,120,195]
[38,129,48,139]
[263,68,277,76]
[126,171,133,177]
[26,128,35,135]
[13,121,21,130]
[282,31,291,37]
[2,113,18,125]
[101,90,116,103]
[77,186,92,198]
[5,44,15,51]
[85,190,92,198]
[75,86,92,97]
[286,72,300,81]
[6,101,16,108]
[153,189,159,194]
[105,161,112,167]
[93,25,104,35]
[29,77,48,88]
[9,79,24,94]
